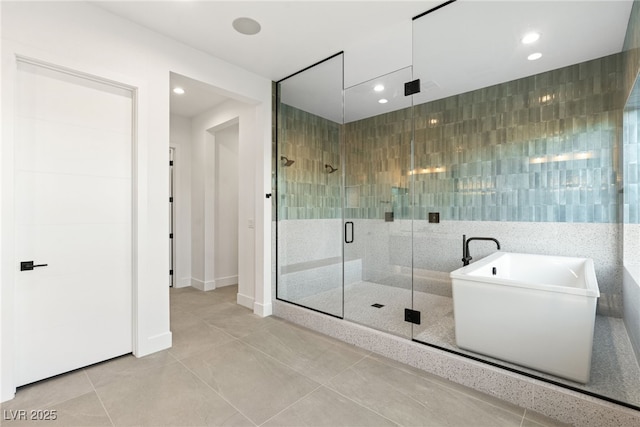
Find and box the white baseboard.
[254,301,273,317]
[191,278,204,290]
[237,292,254,310]
[191,278,215,291]
[215,275,238,288]
[191,277,236,291]
[135,331,172,357]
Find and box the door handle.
[20,261,48,271]
[345,221,354,244]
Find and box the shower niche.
[276,0,640,412]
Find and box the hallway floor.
[1,286,566,426]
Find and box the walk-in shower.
[275,0,640,413]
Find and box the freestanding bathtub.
[450,251,600,383]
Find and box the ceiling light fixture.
[528,52,542,61]
[521,32,541,44]
[378,98,388,104]
[374,84,384,92]
[232,17,261,35]
[173,87,185,95]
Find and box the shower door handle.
[345,221,354,244]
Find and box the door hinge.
[169,233,173,239]
[169,197,173,203]
[404,79,421,96]
[169,160,174,166]
[404,308,421,325]
[169,269,173,276]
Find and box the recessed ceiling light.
[521,32,541,44]
[378,98,388,104]
[173,87,185,95]
[374,84,384,92]
[528,52,542,61]
[233,17,261,35]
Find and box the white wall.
[192,102,255,308]
[172,112,241,293]
[1,1,272,402]
[170,114,192,288]
[214,123,240,287]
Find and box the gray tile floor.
[1,286,567,426]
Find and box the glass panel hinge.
[404,79,421,96]
[404,308,421,325]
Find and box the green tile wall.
[277,53,625,223]
[344,109,413,220]
[277,103,342,220]
[411,53,623,222]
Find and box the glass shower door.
[276,54,345,317]
[343,67,415,338]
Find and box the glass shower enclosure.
[276,0,640,412]
[277,57,417,338]
[276,53,345,318]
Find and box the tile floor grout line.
[320,379,403,427]
[82,369,115,427]
[173,355,258,427]
[321,352,371,384]
[167,335,241,364]
[236,321,373,387]
[236,331,372,392]
[256,383,328,427]
[7,371,107,417]
[235,335,328,383]
[202,321,257,341]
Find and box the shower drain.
[371,303,385,308]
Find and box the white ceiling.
[169,72,230,118]
[93,1,634,119]
[93,0,440,82]
[94,0,442,117]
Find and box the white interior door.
[14,60,133,386]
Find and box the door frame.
[1,46,146,401]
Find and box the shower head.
[325,164,338,173]
[281,156,295,167]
